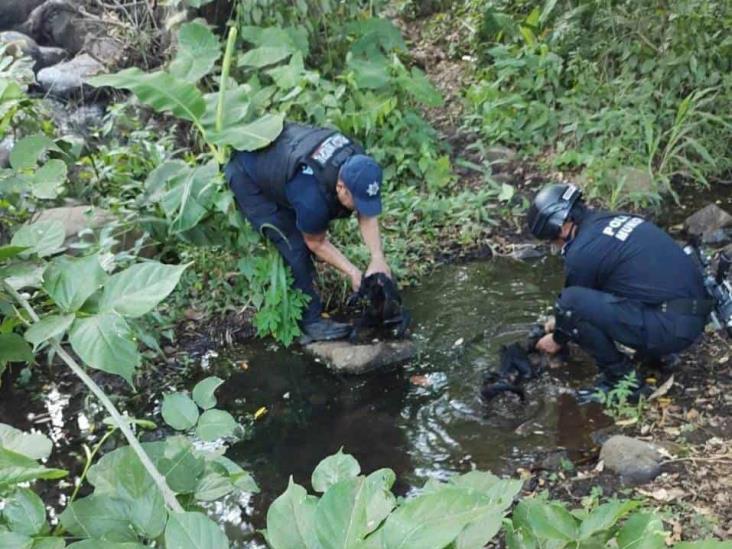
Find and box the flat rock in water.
[600,435,664,484]
[36,53,104,97]
[305,340,416,374]
[684,203,732,243]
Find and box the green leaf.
[206,113,284,151]
[454,506,503,549]
[68,313,140,385]
[3,488,47,536]
[43,254,106,313]
[32,159,67,199]
[59,495,136,543]
[162,392,200,430]
[25,314,75,346]
[201,85,251,133]
[192,376,224,409]
[159,161,219,233]
[9,134,58,170]
[513,499,578,542]
[0,245,28,260]
[617,512,666,549]
[0,334,34,366]
[0,424,52,460]
[195,409,237,442]
[11,221,65,257]
[240,25,309,55]
[144,159,189,198]
[311,449,361,493]
[164,511,229,549]
[403,67,443,107]
[381,486,501,549]
[239,46,293,68]
[98,262,187,318]
[0,532,33,549]
[347,56,390,90]
[266,478,319,549]
[579,500,639,539]
[66,541,146,549]
[673,542,732,549]
[0,261,46,290]
[87,68,205,124]
[170,21,221,83]
[31,538,66,549]
[0,448,67,491]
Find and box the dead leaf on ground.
[410,375,432,387]
[649,375,674,401]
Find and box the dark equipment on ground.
[684,240,732,336]
[481,324,546,401]
[347,273,411,342]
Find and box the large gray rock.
[36,53,105,97]
[600,435,664,484]
[21,0,86,54]
[32,205,116,240]
[0,0,46,30]
[684,204,732,244]
[0,30,68,70]
[305,340,417,374]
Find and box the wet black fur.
[347,273,411,342]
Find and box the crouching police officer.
[528,183,710,400]
[224,122,390,342]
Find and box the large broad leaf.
[201,86,251,134]
[449,471,522,510]
[169,21,221,83]
[0,245,27,260]
[59,495,136,543]
[380,486,502,549]
[346,56,391,90]
[240,25,309,55]
[206,113,283,151]
[0,424,52,460]
[98,261,187,318]
[9,134,58,170]
[238,46,293,68]
[579,500,639,539]
[195,409,237,442]
[266,478,318,549]
[0,334,34,366]
[161,392,199,430]
[454,505,503,549]
[30,538,66,549]
[32,159,67,199]
[159,161,219,233]
[192,376,224,409]
[0,532,33,549]
[512,499,578,542]
[164,511,229,549]
[25,314,75,346]
[311,449,361,493]
[144,159,189,199]
[0,448,67,490]
[11,221,65,257]
[314,469,396,549]
[0,261,46,290]
[3,488,47,536]
[43,254,106,313]
[66,541,148,549]
[402,67,443,107]
[617,512,666,549]
[87,68,205,124]
[68,313,140,385]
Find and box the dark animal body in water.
[481,324,547,402]
[347,273,411,342]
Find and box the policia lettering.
[601,215,644,242]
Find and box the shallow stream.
[202,256,609,545]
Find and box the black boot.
[299,318,352,344]
[575,357,645,405]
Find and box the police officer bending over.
[225,122,390,342]
[528,184,710,400]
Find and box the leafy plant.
[595,371,648,422]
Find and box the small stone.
[0,0,45,29]
[684,204,732,242]
[36,53,105,98]
[599,435,664,484]
[36,45,68,69]
[484,145,517,164]
[305,340,416,374]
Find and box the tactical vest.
[251,122,365,220]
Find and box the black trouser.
[224,152,321,324]
[555,286,705,378]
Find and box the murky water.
[202,257,609,545]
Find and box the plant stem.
[3,281,184,514]
[213,24,238,165]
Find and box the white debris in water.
[192,438,227,453]
[200,349,219,371]
[453,338,464,347]
[45,386,70,444]
[77,413,90,432]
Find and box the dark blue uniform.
[554,211,707,373]
[225,151,345,323]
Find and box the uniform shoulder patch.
[310,133,350,166]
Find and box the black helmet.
[527,183,583,240]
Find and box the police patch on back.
[601,215,644,242]
[311,133,350,166]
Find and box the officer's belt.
[653,298,713,317]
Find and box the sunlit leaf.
[266,478,319,549]
[11,220,65,257]
[206,113,284,151]
[0,423,52,460]
[3,488,47,536]
[0,532,32,549]
[162,392,199,430]
[617,512,666,549]
[43,254,106,313]
[0,261,46,290]
[99,262,187,318]
[170,21,221,83]
[32,159,67,199]
[9,134,58,170]
[59,495,136,543]
[195,409,237,441]
[25,314,75,346]
[0,448,67,491]
[159,161,220,233]
[192,376,224,409]
[238,46,293,68]
[311,449,361,493]
[164,511,229,549]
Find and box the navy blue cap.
[340,154,383,217]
